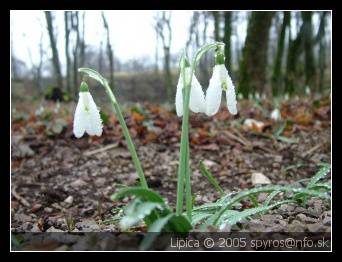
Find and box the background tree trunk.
[271,11,290,96]
[64,11,71,95]
[223,11,232,72]
[302,11,316,90]
[315,11,328,92]
[238,11,274,98]
[99,39,103,73]
[285,15,305,95]
[71,12,80,97]
[102,12,114,88]
[45,11,63,90]
[212,11,221,41]
[79,12,86,68]
[155,12,173,101]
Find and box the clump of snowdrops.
[74,43,330,249]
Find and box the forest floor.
[11,95,331,249]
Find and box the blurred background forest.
[11,10,331,106]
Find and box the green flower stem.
[176,43,224,220]
[103,80,148,189]
[185,144,192,219]
[78,68,149,189]
[176,65,192,217]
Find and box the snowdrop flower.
[305,86,311,95]
[73,81,103,138]
[205,51,237,116]
[270,108,281,121]
[175,66,206,117]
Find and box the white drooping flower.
[205,64,237,116]
[73,82,103,138]
[270,108,281,121]
[175,67,206,117]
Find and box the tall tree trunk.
[271,11,290,96]
[64,11,71,95]
[99,39,103,73]
[302,11,316,90]
[238,11,274,98]
[155,28,159,73]
[223,11,232,72]
[315,11,328,91]
[199,12,210,84]
[101,12,114,88]
[212,11,220,41]
[285,17,305,95]
[45,11,63,90]
[71,12,80,97]
[79,12,86,67]
[36,32,44,93]
[155,12,173,101]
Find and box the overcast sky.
[11,10,236,69]
[10,10,329,74]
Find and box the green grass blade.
[199,160,224,195]
[111,187,165,203]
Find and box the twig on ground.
[12,187,30,207]
[84,143,119,157]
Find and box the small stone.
[14,213,32,223]
[31,204,43,213]
[274,155,283,162]
[64,196,74,205]
[46,226,64,232]
[295,213,318,223]
[257,193,269,202]
[251,172,271,185]
[17,144,34,158]
[75,220,100,231]
[94,177,106,187]
[44,207,53,213]
[30,223,42,232]
[203,159,217,167]
[307,223,325,233]
[288,220,306,232]
[22,222,33,231]
[70,179,88,188]
[127,172,139,186]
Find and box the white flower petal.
[82,92,103,136]
[73,93,86,138]
[205,65,223,116]
[189,75,205,113]
[175,73,184,117]
[225,75,238,115]
[73,92,103,138]
[270,109,281,121]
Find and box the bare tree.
[271,11,290,96]
[99,39,104,73]
[238,11,275,97]
[155,11,173,101]
[79,12,86,67]
[186,12,200,55]
[212,11,221,41]
[302,11,316,90]
[154,26,159,73]
[71,11,80,96]
[315,11,328,91]
[223,11,232,71]
[101,12,114,88]
[45,11,63,90]
[64,11,72,94]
